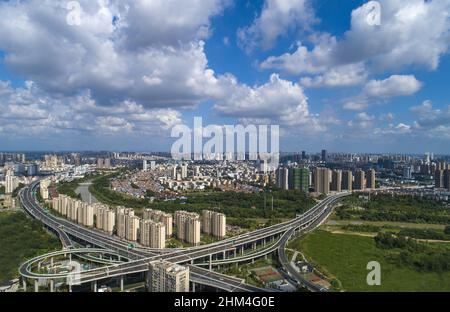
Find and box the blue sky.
[0,0,449,153]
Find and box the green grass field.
[291,230,450,292]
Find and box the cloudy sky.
[0,0,449,153]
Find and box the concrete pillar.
[241,246,244,255]
[38,262,41,270]
[22,279,27,292]
[92,281,97,292]
[50,280,54,292]
[252,242,256,251]
[209,254,212,271]
[191,260,194,265]
[223,251,226,259]
[252,258,255,264]
[69,284,72,292]
[233,249,236,258]
[192,282,196,292]
[34,280,39,292]
[69,253,72,261]
[263,239,266,247]
[120,276,124,291]
[50,257,54,267]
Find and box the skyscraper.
[321,149,327,162]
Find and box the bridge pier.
[252,242,256,251]
[223,250,226,260]
[68,284,72,292]
[191,282,196,292]
[120,276,124,291]
[22,279,27,292]
[50,257,53,267]
[241,246,244,255]
[34,280,39,292]
[50,280,54,292]
[209,254,212,270]
[92,281,97,292]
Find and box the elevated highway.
[18,180,349,292]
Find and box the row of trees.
[374,232,450,272]
[336,194,450,224]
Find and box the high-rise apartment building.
[354,170,365,191]
[314,167,330,194]
[147,260,189,292]
[5,171,19,194]
[341,170,353,191]
[77,202,94,227]
[276,167,289,190]
[40,179,51,200]
[116,207,135,239]
[126,215,140,242]
[331,170,342,192]
[289,168,310,193]
[140,219,166,249]
[175,211,200,245]
[172,165,178,179]
[435,169,444,188]
[143,160,148,171]
[444,169,450,191]
[202,210,226,239]
[143,209,173,237]
[366,169,376,189]
[104,158,111,169]
[181,164,188,179]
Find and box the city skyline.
[0,0,449,153]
